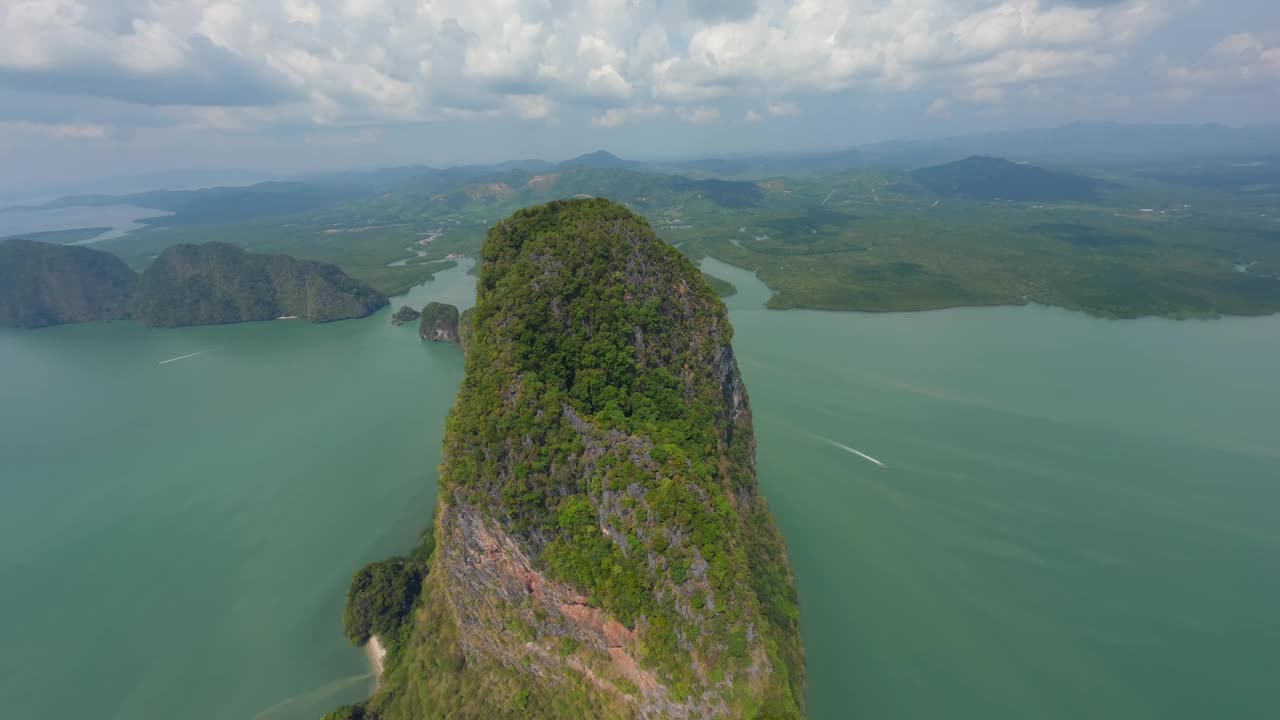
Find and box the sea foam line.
[819,436,888,468]
[158,349,213,365]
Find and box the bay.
[1,254,1277,719]
[0,263,474,720]
[0,205,173,244]
[705,257,1280,720]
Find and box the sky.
[1,0,1277,194]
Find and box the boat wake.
[819,436,888,468]
[251,672,373,719]
[158,349,214,365]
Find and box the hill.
[0,239,138,328]
[135,242,386,327]
[560,150,641,170]
[329,199,803,719]
[911,156,1105,202]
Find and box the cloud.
[652,0,1171,101]
[677,105,721,124]
[966,86,1006,104]
[0,121,110,140]
[590,104,665,128]
[766,101,799,117]
[585,64,634,101]
[0,0,1193,137]
[686,0,759,23]
[0,29,299,107]
[744,109,761,124]
[926,97,952,116]
[509,95,556,120]
[1162,31,1280,99]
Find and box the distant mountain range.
[670,122,1280,177]
[8,122,1277,212]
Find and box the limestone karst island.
[330,199,804,720]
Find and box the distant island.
[390,305,420,325]
[328,199,803,719]
[0,226,112,245]
[0,238,386,328]
[0,238,138,328]
[135,242,386,327]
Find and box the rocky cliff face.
[0,238,137,328]
[135,242,385,327]
[457,307,475,356]
[335,199,803,720]
[418,302,460,342]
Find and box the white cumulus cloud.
[0,0,1196,136]
[1163,31,1280,98]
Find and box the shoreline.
[365,635,387,683]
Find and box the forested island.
[0,239,386,328]
[417,302,459,342]
[329,199,804,719]
[0,238,138,328]
[136,242,386,326]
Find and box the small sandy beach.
[365,635,387,683]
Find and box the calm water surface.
[1,256,1277,719]
[0,264,474,720]
[0,205,172,243]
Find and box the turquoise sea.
[1,258,1277,719]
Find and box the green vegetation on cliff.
[136,242,386,327]
[343,558,425,646]
[456,307,475,356]
[0,238,137,328]
[336,199,802,720]
[339,531,435,647]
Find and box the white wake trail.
[251,673,374,719]
[819,436,888,468]
[158,349,213,365]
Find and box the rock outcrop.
[136,242,386,327]
[418,301,460,342]
[391,305,421,325]
[331,199,803,720]
[0,238,137,328]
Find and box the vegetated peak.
[560,149,635,169]
[912,155,1106,202]
[0,238,138,328]
[330,198,803,720]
